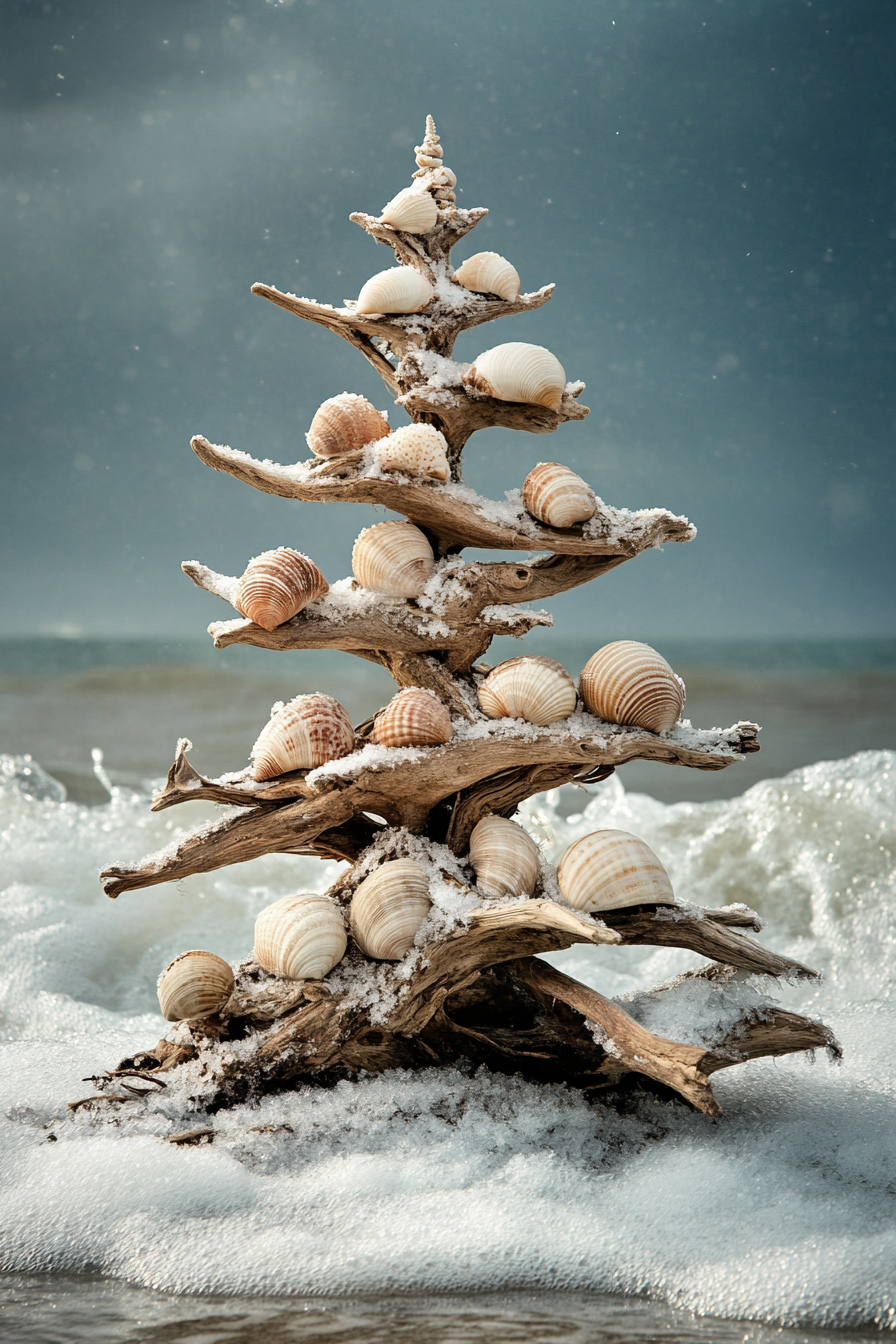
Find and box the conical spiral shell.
[356,266,434,317]
[522,463,596,530]
[463,343,566,413]
[557,829,675,912]
[234,548,328,631]
[374,423,450,482]
[579,641,685,734]
[352,521,435,598]
[350,859,431,960]
[414,115,443,169]
[371,688,452,749]
[468,816,540,899]
[306,393,390,459]
[380,186,439,235]
[252,693,355,781]
[454,252,520,302]
[478,656,577,727]
[157,950,234,1022]
[412,115,455,204]
[254,893,347,981]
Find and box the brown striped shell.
[557,829,675,912]
[522,463,596,530]
[254,893,347,980]
[478,656,577,727]
[468,816,540,899]
[371,688,452,749]
[579,641,685,734]
[350,859,432,960]
[374,423,450,482]
[351,521,436,598]
[463,342,566,413]
[234,548,328,631]
[252,693,355,781]
[379,186,439,235]
[306,393,390,459]
[356,266,434,317]
[454,252,520,301]
[157,950,234,1022]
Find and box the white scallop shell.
[477,656,577,727]
[356,266,434,317]
[374,423,450,482]
[254,893,347,980]
[352,520,436,598]
[579,641,685,734]
[379,186,439,235]
[235,548,328,631]
[468,816,540,899]
[157,950,234,1022]
[522,462,595,529]
[306,393,390,458]
[454,252,520,301]
[350,859,431,960]
[557,829,675,912]
[463,343,566,413]
[371,687,452,748]
[252,693,355,781]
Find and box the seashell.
[157,950,234,1022]
[374,423,450,482]
[478,656,577,727]
[356,266,434,317]
[350,858,431,960]
[252,693,354,781]
[579,641,685,734]
[234,548,328,631]
[352,521,435,598]
[371,687,452,749]
[254,893,347,980]
[468,815,540,899]
[522,463,595,530]
[306,393,390,459]
[379,186,439,235]
[463,342,566,413]
[412,115,455,205]
[454,252,520,302]
[557,829,675,912]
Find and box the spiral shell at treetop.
[352,521,436,598]
[374,423,450,482]
[463,343,566,413]
[411,115,456,206]
[454,252,520,301]
[234,548,328,631]
[468,816,540,900]
[557,829,675,913]
[371,687,452,749]
[254,893,347,981]
[379,186,439,235]
[306,393,390,459]
[579,641,685,734]
[252,693,355,781]
[522,463,596,530]
[478,656,577,727]
[157,950,235,1022]
[356,266,434,317]
[350,859,432,960]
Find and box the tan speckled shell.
[356,266,434,317]
[254,893,347,981]
[352,521,435,598]
[350,859,431,961]
[454,252,520,301]
[374,423,450,482]
[468,816,540,899]
[557,829,675,912]
[234,549,328,631]
[463,342,566,413]
[157,950,234,1022]
[371,688,452,749]
[252,693,355,781]
[478,656,577,727]
[379,186,439,235]
[306,393,390,459]
[579,641,685,734]
[522,463,595,530]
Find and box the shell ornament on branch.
[478,656,577,727]
[306,393,390,459]
[254,893,347,981]
[371,687,452,749]
[234,548,328,631]
[379,186,439,235]
[558,829,675,912]
[157,950,235,1022]
[252,693,355,780]
[468,815,540,899]
[356,266,434,317]
[454,252,520,301]
[463,342,566,413]
[350,858,432,961]
[374,423,450,482]
[523,463,596,530]
[579,641,685,734]
[411,114,456,206]
[352,521,436,598]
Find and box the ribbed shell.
[252,693,355,781]
[306,393,390,459]
[478,656,577,727]
[157,950,234,1022]
[463,342,566,413]
[557,829,675,912]
[356,266,434,317]
[454,252,520,301]
[468,816,540,899]
[350,859,431,960]
[371,688,452,749]
[352,521,435,598]
[254,893,347,980]
[579,641,685,734]
[234,548,328,631]
[379,187,439,235]
[374,423,450,482]
[522,463,595,530]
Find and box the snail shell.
[252,693,355,781]
[463,342,566,413]
[557,829,675,912]
[579,641,685,734]
[234,548,328,631]
[374,423,450,482]
[412,115,455,205]
[522,463,596,530]
[254,893,347,980]
[379,186,439,235]
[352,521,435,598]
[478,656,577,727]
[306,393,390,459]
[350,858,431,960]
[468,815,540,899]
[356,266,434,317]
[157,950,234,1022]
[371,687,452,749]
[454,252,520,301]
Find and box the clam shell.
[371,688,452,749]
[350,858,431,960]
[522,463,595,529]
[254,893,347,980]
[579,641,685,734]
[454,252,520,301]
[157,950,234,1022]
[352,520,436,598]
[234,548,328,631]
[306,393,390,458]
[374,423,450,482]
[463,343,566,413]
[356,266,434,317]
[379,186,439,235]
[557,829,675,912]
[468,815,540,899]
[478,656,577,727]
[252,693,355,781]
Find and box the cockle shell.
[306,393,390,459]
[254,893,347,980]
[352,521,436,598]
[157,950,234,1022]
[478,656,577,727]
[579,641,685,734]
[252,693,354,781]
[234,548,328,631]
[557,829,675,912]
[350,859,431,960]
[463,343,566,413]
[454,252,520,301]
[356,266,434,317]
[379,186,439,235]
[522,463,596,530]
[468,815,540,899]
[374,423,450,482]
[371,687,452,749]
